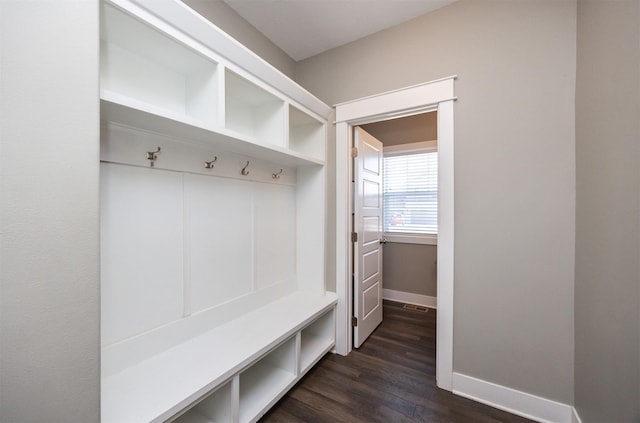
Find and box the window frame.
[383,140,438,246]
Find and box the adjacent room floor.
[261,300,532,422]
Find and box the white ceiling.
[223,0,457,61]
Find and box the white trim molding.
[452,373,574,423]
[334,76,455,392]
[335,77,457,123]
[384,233,437,245]
[382,289,436,309]
[435,98,455,391]
[572,407,583,423]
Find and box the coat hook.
[241,161,250,176]
[204,156,218,169]
[147,147,161,167]
[272,169,283,180]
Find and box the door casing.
[334,76,456,391]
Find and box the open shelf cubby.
[288,105,326,162]
[173,381,234,423]
[100,2,218,128]
[300,309,336,374]
[225,70,285,147]
[239,337,297,423]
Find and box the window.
[383,141,437,244]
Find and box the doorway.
[334,76,456,391]
[362,112,438,301]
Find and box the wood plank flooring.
[260,300,533,423]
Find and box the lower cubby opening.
[238,337,297,423]
[173,381,233,423]
[300,309,335,374]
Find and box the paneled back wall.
[101,162,297,347]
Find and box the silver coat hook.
[204,156,217,169]
[241,161,250,176]
[147,147,161,167]
[272,169,283,180]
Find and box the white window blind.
[383,150,438,235]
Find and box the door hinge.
[352,316,358,327]
[351,147,358,158]
[351,232,358,243]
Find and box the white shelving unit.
[99,0,334,421]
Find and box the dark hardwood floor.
[260,300,533,423]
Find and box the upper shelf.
[101,94,325,167]
[100,0,329,166]
[110,0,332,120]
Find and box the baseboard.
[572,407,582,423]
[452,373,573,423]
[382,289,436,309]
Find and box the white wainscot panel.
[253,183,296,289]
[101,163,184,346]
[184,174,253,314]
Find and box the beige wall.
[574,0,640,421]
[182,0,296,78]
[0,1,100,421]
[296,0,576,404]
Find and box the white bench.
[101,291,337,423]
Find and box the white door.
[353,127,384,348]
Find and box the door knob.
[380,238,387,244]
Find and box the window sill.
[384,233,437,245]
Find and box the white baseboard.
[572,407,582,423]
[382,289,436,309]
[452,373,573,423]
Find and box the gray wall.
[182,0,296,79]
[574,0,640,421]
[383,244,437,297]
[361,112,438,298]
[296,0,576,404]
[0,1,100,422]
